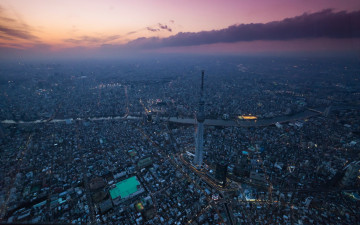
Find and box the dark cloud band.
[128,9,360,48]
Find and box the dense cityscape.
[1,56,359,224]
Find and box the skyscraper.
[215,161,228,186]
[194,70,205,167]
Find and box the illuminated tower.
[194,70,205,167]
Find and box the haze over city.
[0,1,359,225]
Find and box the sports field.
[110,176,140,199]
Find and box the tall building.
[215,162,228,186]
[194,70,205,167]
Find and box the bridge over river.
[166,109,322,127]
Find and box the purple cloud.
[0,4,38,41]
[126,31,138,35]
[146,27,160,32]
[158,23,172,32]
[64,34,122,44]
[146,23,173,33]
[128,9,360,48]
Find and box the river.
[1,109,322,127]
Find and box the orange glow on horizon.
[0,0,359,55]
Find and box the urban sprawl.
[0,57,359,224]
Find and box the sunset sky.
[1,0,360,58]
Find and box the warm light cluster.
[238,115,258,120]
